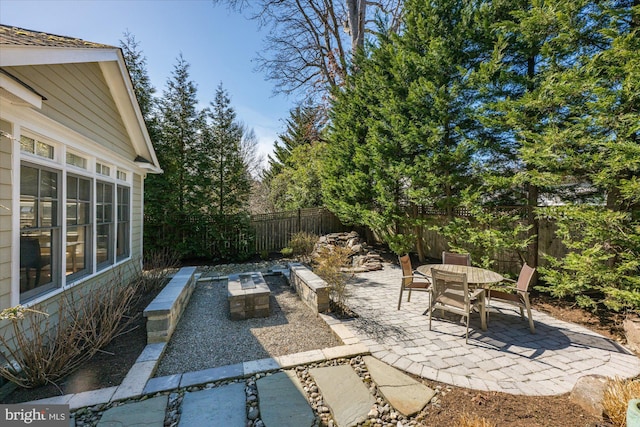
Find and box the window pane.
[66,225,89,278]
[66,203,77,225]
[41,201,58,227]
[20,165,38,197]
[36,141,54,159]
[79,202,91,224]
[67,176,78,199]
[96,224,111,266]
[20,199,37,229]
[40,170,58,198]
[79,179,91,201]
[20,136,35,153]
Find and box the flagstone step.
[178,382,246,427]
[96,395,167,427]
[257,370,315,427]
[309,365,375,427]
[363,355,436,416]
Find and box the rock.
[624,317,640,354]
[569,375,608,417]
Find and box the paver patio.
[336,263,640,396]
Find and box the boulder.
[569,375,608,417]
[624,316,640,354]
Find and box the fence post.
[297,208,302,233]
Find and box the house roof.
[0,24,113,48]
[0,24,162,173]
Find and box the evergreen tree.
[324,0,484,256]
[203,84,252,215]
[157,55,204,216]
[263,103,325,184]
[119,32,156,122]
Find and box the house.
[0,25,161,336]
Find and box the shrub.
[603,377,640,426]
[281,247,294,257]
[142,248,180,291]
[288,231,318,262]
[0,264,143,388]
[313,245,353,309]
[458,413,496,427]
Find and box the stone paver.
[257,371,315,427]
[341,264,640,395]
[97,395,167,427]
[179,383,246,427]
[310,365,375,427]
[363,355,435,416]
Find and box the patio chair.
[487,263,536,333]
[20,237,50,289]
[442,251,471,266]
[428,268,486,343]
[398,254,431,310]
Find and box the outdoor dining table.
[416,264,504,287]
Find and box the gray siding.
[5,63,136,161]
[131,173,143,258]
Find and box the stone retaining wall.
[144,267,197,343]
[288,262,329,313]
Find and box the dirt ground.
[0,262,633,426]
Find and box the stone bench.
[144,266,197,344]
[228,272,270,320]
[288,262,330,313]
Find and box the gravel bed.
[155,262,343,376]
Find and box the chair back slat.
[399,254,413,286]
[517,263,536,292]
[432,268,469,308]
[442,251,471,266]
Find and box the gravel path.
[155,264,342,376]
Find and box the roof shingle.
[0,24,114,49]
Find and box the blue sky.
[0,0,295,167]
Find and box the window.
[66,175,91,280]
[96,181,114,269]
[116,186,130,260]
[19,164,59,301]
[96,162,111,177]
[20,135,54,159]
[117,170,127,181]
[66,153,87,169]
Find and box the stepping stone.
[257,371,315,427]
[179,382,246,427]
[310,365,375,427]
[97,395,167,427]
[363,356,435,417]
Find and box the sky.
[0,0,295,167]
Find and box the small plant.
[603,377,640,426]
[288,231,318,262]
[458,413,496,427]
[260,249,270,260]
[281,247,294,257]
[142,248,180,291]
[0,264,143,388]
[314,245,353,311]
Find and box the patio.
[335,262,640,396]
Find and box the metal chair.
[442,251,471,266]
[397,254,431,310]
[487,263,536,333]
[428,268,486,343]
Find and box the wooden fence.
[251,207,349,253]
